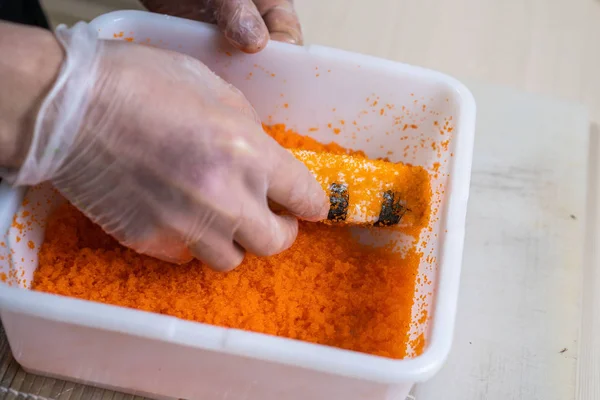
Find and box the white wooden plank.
[413,81,588,400]
[576,123,600,400]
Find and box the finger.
[235,205,298,256]
[267,145,329,222]
[139,0,216,22]
[253,0,303,45]
[189,234,246,272]
[216,0,270,53]
[132,231,194,265]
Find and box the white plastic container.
[0,10,475,400]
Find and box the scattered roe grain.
[32,124,432,359]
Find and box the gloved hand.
[4,22,328,271]
[140,0,302,53]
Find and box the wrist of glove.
[4,22,328,271]
[5,23,99,186]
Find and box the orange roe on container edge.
[412,333,426,355]
[262,123,365,156]
[32,124,432,359]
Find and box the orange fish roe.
[32,124,432,359]
[263,123,365,156]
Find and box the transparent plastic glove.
[5,22,328,271]
[140,0,302,53]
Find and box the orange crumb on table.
[33,124,432,359]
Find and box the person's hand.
[140,0,302,53]
[3,22,328,271]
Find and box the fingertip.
[317,192,331,221]
[301,186,330,222]
[255,1,303,46]
[267,148,330,222]
[189,240,245,272]
[237,212,298,257]
[270,32,302,45]
[224,14,269,53]
[293,164,329,222]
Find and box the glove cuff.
[5,22,102,186]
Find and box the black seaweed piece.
[327,183,349,221]
[375,190,408,226]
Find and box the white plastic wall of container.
[0,10,476,400]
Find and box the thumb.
[217,0,270,53]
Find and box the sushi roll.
[290,149,428,227]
